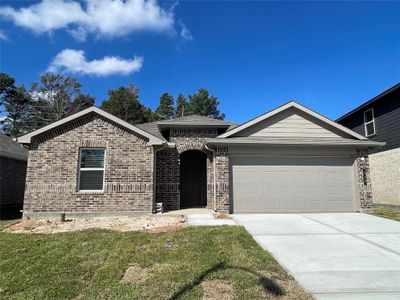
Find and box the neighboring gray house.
[337,83,400,206]
[17,101,383,218]
[0,133,28,214]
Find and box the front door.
[180,150,207,207]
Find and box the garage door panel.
[232,156,356,213]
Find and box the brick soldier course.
[17,103,384,217]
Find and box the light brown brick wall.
[356,149,373,210]
[215,146,230,212]
[369,148,400,206]
[24,113,154,214]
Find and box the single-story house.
[0,133,28,214]
[337,83,400,206]
[17,101,384,218]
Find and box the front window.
[363,108,376,137]
[78,148,105,191]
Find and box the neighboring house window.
[78,148,105,191]
[363,108,376,137]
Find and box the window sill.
[77,190,105,195]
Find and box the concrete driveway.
[233,213,400,300]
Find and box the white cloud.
[47,49,144,76]
[179,20,193,41]
[0,30,8,41]
[0,0,176,41]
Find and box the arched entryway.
[180,150,207,208]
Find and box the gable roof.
[218,101,368,140]
[17,106,165,145]
[0,133,29,161]
[156,115,236,127]
[336,82,400,122]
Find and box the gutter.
[206,139,386,148]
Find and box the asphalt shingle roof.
[0,133,29,161]
[136,115,238,140]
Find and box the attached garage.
[209,101,385,213]
[231,155,356,213]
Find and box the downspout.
[152,142,176,213]
[204,144,217,212]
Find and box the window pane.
[366,122,375,136]
[79,170,104,190]
[364,110,373,123]
[81,149,105,168]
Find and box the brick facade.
[24,113,154,214]
[369,148,400,206]
[0,157,27,209]
[356,149,373,211]
[155,128,218,211]
[155,149,180,210]
[215,147,230,212]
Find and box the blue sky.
[1,0,399,123]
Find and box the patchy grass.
[372,208,400,222]
[0,226,311,299]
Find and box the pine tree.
[155,93,174,120]
[175,93,189,118]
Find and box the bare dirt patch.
[3,215,187,234]
[121,263,171,283]
[201,279,234,300]
[213,213,232,220]
[121,264,150,283]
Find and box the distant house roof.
[0,133,29,161]
[336,83,400,122]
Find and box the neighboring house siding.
[369,148,400,206]
[24,114,154,214]
[0,157,27,208]
[338,93,400,153]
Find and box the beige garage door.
[232,156,356,213]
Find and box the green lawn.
[372,208,400,222]
[0,226,310,300]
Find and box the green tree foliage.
[155,93,174,120]
[101,85,149,124]
[0,72,15,101]
[1,86,32,137]
[187,88,225,119]
[175,93,188,118]
[0,73,32,137]
[30,73,94,128]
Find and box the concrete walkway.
[187,213,237,226]
[233,213,400,300]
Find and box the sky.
[1,0,399,124]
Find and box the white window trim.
[363,108,376,137]
[78,148,106,192]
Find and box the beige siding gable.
[233,108,355,139]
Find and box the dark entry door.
[180,151,207,207]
